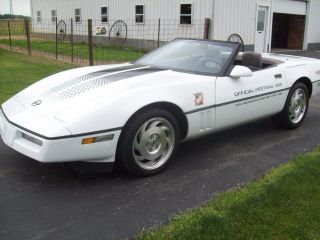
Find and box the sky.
[0,0,31,16]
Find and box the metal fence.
[0,18,210,66]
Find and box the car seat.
[242,52,262,71]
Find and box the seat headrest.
[242,52,262,69]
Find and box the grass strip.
[138,146,320,240]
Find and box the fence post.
[70,18,74,62]
[7,20,12,51]
[157,18,161,47]
[55,18,58,59]
[24,19,32,55]
[203,18,210,40]
[87,19,93,66]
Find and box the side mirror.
[230,65,253,79]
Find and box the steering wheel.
[197,57,222,69]
[187,54,202,62]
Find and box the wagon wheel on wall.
[109,20,128,45]
[56,20,67,41]
[228,33,244,51]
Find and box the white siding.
[31,0,212,21]
[30,0,213,41]
[212,0,272,45]
[305,0,320,45]
[30,0,320,48]
[273,0,307,15]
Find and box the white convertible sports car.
[1,39,320,176]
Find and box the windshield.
[136,39,238,76]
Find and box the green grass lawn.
[138,147,320,240]
[0,38,145,62]
[0,48,74,104]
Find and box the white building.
[30,0,320,52]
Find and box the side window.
[51,10,57,23]
[75,8,81,23]
[36,11,41,23]
[180,4,192,25]
[101,7,108,23]
[257,10,266,31]
[135,5,144,24]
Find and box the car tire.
[117,108,180,177]
[272,82,309,129]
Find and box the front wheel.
[272,82,309,129]
[117,109,180,176]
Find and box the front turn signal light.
[81,134,114,145]
[81,137,95,145]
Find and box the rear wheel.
[272,82,309,129]
[117,108,180,176]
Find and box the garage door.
[273,0,307,15]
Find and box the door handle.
[274,74,282,79]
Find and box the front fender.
[66,72,215,135]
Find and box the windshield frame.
[135,38,241,77]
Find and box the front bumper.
[0,109,120,163]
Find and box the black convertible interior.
[234,52,283,71]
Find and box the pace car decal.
[234,83,283,97]
[194,92,204,106]
[185,88,290,115]
[235,91,284,107]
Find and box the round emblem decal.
[31,100,42,106]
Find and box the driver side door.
[215,66,287,131]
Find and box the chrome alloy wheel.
[132,117,175,170]
[289,88,307,124]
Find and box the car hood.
[2,63,178,134]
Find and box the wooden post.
[157,18,161,47]
[87,19,93,66]
[24,19,32,55]
[70,18,74,62]
[55,17,58,59]
[7,20,12,51]
[203,18,210,40]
